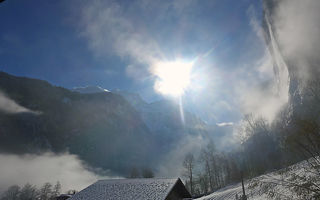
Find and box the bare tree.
[200,141,216,192]
[183,153,195,195]
[197,172,209,195]
[52,181,61,198]
[1,185,20,200]
[39,182,53,200]
[128,167,140,178]
[19,183,38,200]
[141,168,154,178]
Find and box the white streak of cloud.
[232,4,290,122]
[0,92,40,115]
[216,122,233,127]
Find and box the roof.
[69,178,189,200]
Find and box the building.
[55,194,72,200]
[69,178,192,200]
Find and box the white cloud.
[271,0,320,82]
[216,122,233,127]
[0,152,109,193]
[78,0,162,81]
[238,0,320,122]
[230,4,290,123]
[0,92,40,115]
[76,0,208,83]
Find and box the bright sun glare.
[153,60,194,97]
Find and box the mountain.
[0,72,218,176]
[74,88,210,155]
[0,72,155,175]
[112,90,209,155]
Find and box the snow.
[69,178,178,200]
[196,159,320,200]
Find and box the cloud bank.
[0,153,103,193]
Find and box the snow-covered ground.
[197,159,320,200]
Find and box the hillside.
[197,159,320,200]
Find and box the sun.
[153,59,194,97]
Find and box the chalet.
[69,178,192,200]
[55,194,72,200]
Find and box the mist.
[270,0,320,83]
[0,152,105,194]
[156,134,207,177]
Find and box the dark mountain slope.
[0,72,154,174]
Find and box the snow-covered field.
[196,159,320,200]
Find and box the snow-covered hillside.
[197,159,320,200]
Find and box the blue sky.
[0,0,272,125]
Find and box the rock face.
[0,72,155,174]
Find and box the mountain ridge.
[0,71,155,175]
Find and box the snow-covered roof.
[69,178,185,200]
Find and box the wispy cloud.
[216,122,233,127]
[0,92,40,115]
[268,0,320,84]
[230,4,290,122]
[78,0,163,81]
[75,0,214,82]
[239,0,320,122]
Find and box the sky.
[0,0,277,125]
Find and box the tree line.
[182,79,320,198]
[0,182,75,200]
[182,141,242,197]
